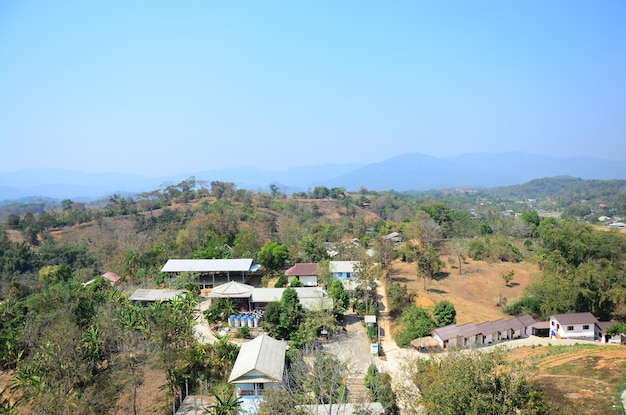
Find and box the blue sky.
[1,1,625,177]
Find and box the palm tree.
[204,384,241,415]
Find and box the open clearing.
[389,255,537,324]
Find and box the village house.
[284,262,318,287]
[329,261,360,280]
[228,334,286,414]
[549,312,601,341]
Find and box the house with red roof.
[284,263,318,287]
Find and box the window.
[567,326,574,331]
[583,325,589,330]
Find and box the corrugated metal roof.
[129,289,185,302]
[432,324,459,341]
[161,258,254,273]
[475,321,496,335]
[456,322,478,338]
[551,312,599,325]
[228,334,286,384]
[329,261,360,273]
[508,317,525,331]
[490,318,510,333]
[209,281,254,297]
[517,314,536,326]
[285,263,318,276]
[249,287,333,310]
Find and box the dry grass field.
[389,255,537,324]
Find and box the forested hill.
[484,176,626,219]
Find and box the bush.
[289,276,302,287]
[503,296,541,316]
[468,238,488,260]
[274,275,288,288]
[366,324,378,343]
[387,283,414,317]
[395,304,435,347]
[236,326,250,339]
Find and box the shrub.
[468,238,488,260]
[236,325,250,339]
[274,275,288,288]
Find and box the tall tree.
[416,248,444,290]
[257,242,289,272]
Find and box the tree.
[386,283,414,317]
[364,364,399,415]
[416,248,444,290]
[316,259,333,288]
[419,202,452,235]
[276,288,304,341]
[204,384,241,415]
[327,279,349,313]
[300,235,330,263]
[479,222,493,235]
[395,304,435,347]
[210,181,236,199]
[520,210,541,231]
[205,298,236,324]
[38,264,72,287]
[450,239,467,275]
[398,349,571,415]
[606,322,626,336]
[433,300,456,327]
[417,217,443,249]
[501,270,515,287]
[257,242,289,272]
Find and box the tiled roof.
[285,263,318,276]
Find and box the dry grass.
[388,254,538,324]
[509,345,626,414]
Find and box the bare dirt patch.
[4,229,24,243]
[389,256,538,324]
[508,346,626,414]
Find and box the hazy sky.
[1,1,625,177]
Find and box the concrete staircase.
[346,378,369,403]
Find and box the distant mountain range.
[0,152,624,201]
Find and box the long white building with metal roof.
[160,258,259,287]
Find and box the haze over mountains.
[1,152,624,201]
